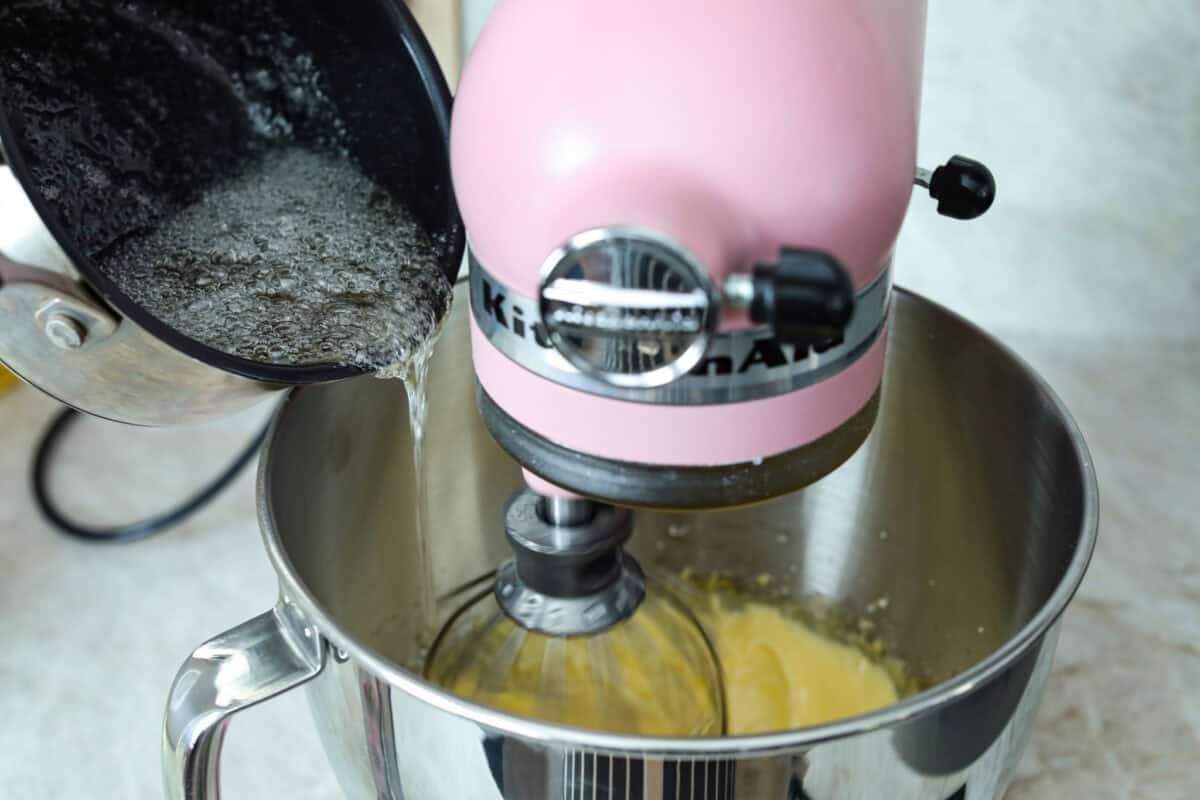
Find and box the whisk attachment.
[496,491,643,636]
[425,488,726,736]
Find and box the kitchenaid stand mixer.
[159,2,1097,798]
[425,0,996,730]
[0,0,1097,797]
[460,0,993,511]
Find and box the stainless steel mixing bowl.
[163,283,1097,800]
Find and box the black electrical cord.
[31,407,269,543]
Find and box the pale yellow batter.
[706,600,898,734]
[429,587,901,737]
[428,591,723,736]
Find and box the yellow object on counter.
[0,366,19,394]
[706,600,899,734]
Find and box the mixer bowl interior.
[261,283,1096,731]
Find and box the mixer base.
[477,384,880,509]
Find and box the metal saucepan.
[0,0,462,425]
[163,282,1097,799]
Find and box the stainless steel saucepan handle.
[0,252,82,294]
[0,252,120,352]
[162,601,326,800]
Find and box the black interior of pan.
[0,0,462,382]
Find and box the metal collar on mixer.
[496,490,646,636]
[471,255,891,406]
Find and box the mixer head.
[454,1,995,510]
[452,0,926,510]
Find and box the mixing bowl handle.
[162,601,326,800]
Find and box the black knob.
[750,249,855,346]
[927,155,995,220]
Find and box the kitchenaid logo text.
[477,276,840,377]
[479,278,554,347]
[547,306,703,335]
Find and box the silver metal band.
[470,255,891,406]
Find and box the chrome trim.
[543,280,711,312]
[472,254,892,405]
[537,226,722,390]
[722,273,756,308]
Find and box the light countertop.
[2,1,1198,797]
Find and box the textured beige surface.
[1,0,1198,797]
[898,1,1200,345]
[1004,343,1200,800]
[408,0,462,86]
[0,393,339,799]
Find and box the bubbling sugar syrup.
[98,146,452,370]
[0,0,453,372]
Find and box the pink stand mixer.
[438,0,995,671]
[459,0,992,512]
[1,0,1101,796]
[154,2,1097,797]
